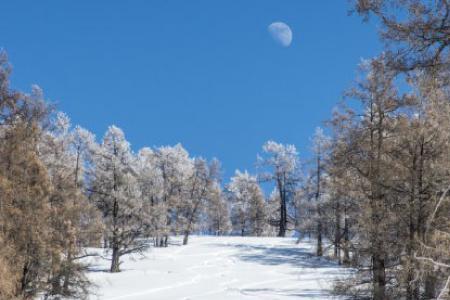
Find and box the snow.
[86,236,349,300]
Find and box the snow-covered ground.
[87,236,349,300]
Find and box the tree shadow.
[220,241,341,270]
[87,265,110,273]
[209,240,346,298]
[240,287,336,298]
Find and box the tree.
[258,141,300,237]
[136,147,165,245]
[0,51,104,299]
[179,158,211,245]
[349,1,450,297]
[205,183,231,236]
[0,52,53,299]
[90,126,147,272]
[331,56,405,299]
[0,120,53,299]
[228,170,267,236]
[309,127,331,256]
[71,125,98,189]
[153,144,193,247]
[39,112,102,298]
[326,146,358,266]
[353,0,450,72]
[399,72,450,299]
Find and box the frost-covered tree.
[135,147,165,244]
[228,170,266,236]
[309,127,331,256]
[295,178,317,239]
[39,112,102,297]
[90,126,147,272]
[205,183,231,235]
[258,141,300,237]
[71,125,97,189]
[264,189,282,237]
[179,158,216,245]
[153,144,193,247]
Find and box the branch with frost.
[73,252,102,260]
[414,184,450,299]
[427,184,450,234]
[414,255,450,269]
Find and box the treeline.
[297,1,450,299]
[299,57,450,299]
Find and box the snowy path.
[87,236,348,300]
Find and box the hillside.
[86,236,348,300]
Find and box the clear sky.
[1,1,381,181]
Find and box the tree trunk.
[371,201,386,300]
[110,174,120,272]
[278,177,287,237]
[343,216,350,265]
[20,262,30,297]
[334,197,341,263]
[50,253,62,295]
[62,250,73,295]
[423,274,436,299]
[407,170,419,300]
[372,254,386,300]
[317,221,323,256]
[315,154,322,256]
[110,245,120,272]
[278,194,286,237]
[183,230,190,245]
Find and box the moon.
[268,22,293,47]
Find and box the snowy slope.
[87,236,348,300]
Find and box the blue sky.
[1,1,381,181]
